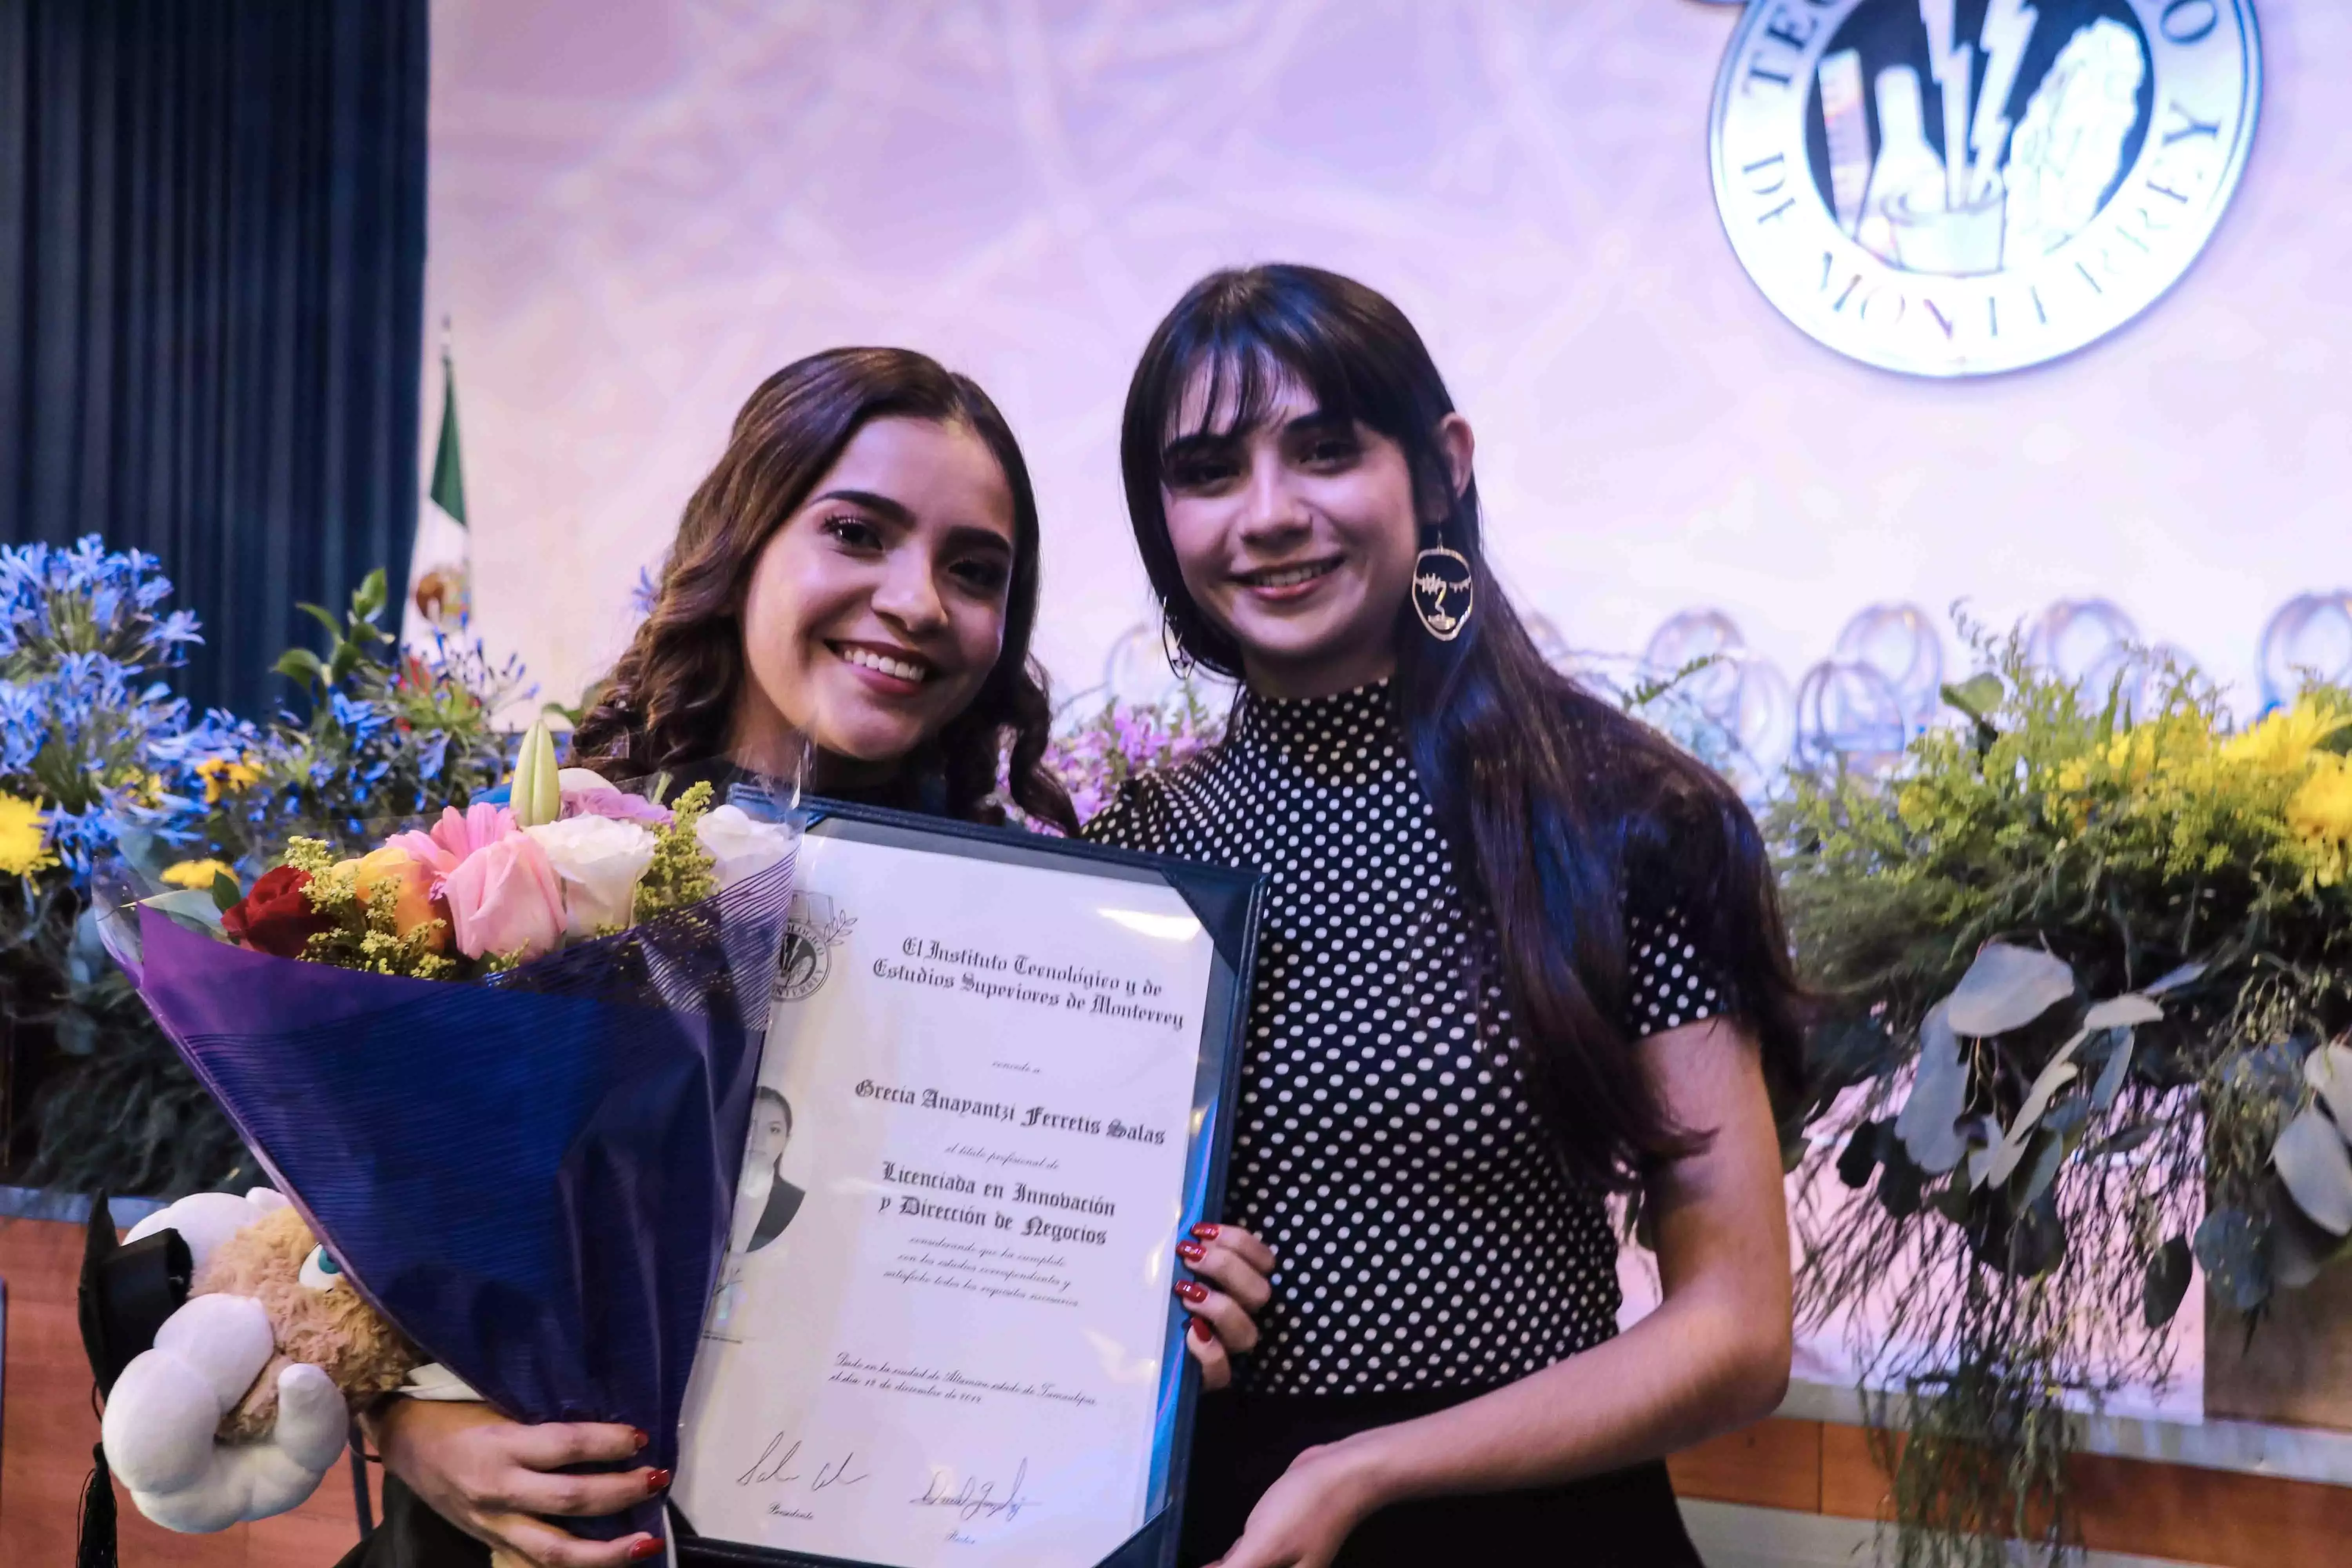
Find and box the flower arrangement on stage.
[0,539,534,1198]
[1772,630,2352,1566]
[1022,681,1229,828]
[0,539,260,1195]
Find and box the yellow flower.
[0,794,57,877]
[194,753,265,804]
[2290,755,2352,846]
[2222,697,2349,775]
[2053,758,2091,793]
[161,858,239,892]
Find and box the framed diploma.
[673,799,1263,1568]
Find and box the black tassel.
[76,1440,119,1568]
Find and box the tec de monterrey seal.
[1710,0,2260,377]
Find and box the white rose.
[695,804,799,889]
[524,815,658,936]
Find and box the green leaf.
[1978,1028,2088,1189]
[140,888,226,934]
[1944,942,2075,1037]
[209,871,241,913]
[274,648,327,686]
[2014,1129,2066,1209]
[2305,1042,2352,1133]
[1942,673,2004,723]
[2087,1120,2157,1160]
[1895,1001,1969,1174]
[2270,1198,2352,1292]
[297,601,345,641]
[2195,1209,2271,1315]
[2084,993,2164,1030]
[1877,1149,1925,1218]
[353,567,388,619]
[2272,1106,2352,1236]
[2143,1236,2193,1328]
[2090,1027,2135,1112]
[1837,1120,1885,1189]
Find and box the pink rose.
[438,831,566,961]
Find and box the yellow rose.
[161,858,238,892]
[0,794,56,878]
[353,844,449,952]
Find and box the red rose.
[222,865,332,959]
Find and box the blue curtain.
[0,0,428,716]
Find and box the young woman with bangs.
[352,346,1275,1568]
[1083,265,1803,1568]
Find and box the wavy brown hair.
[570,347,1075,831]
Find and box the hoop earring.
[1160,609,1198,680]
[1411,539,1475,642]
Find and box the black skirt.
[1178,1386,1702,1568]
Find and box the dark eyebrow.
[813,490,1012,557]
[943,524,1013,558]
[808,488,914,524]
[1161,407,1350,468]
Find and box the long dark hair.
[572,347,1076,832]
[1120,265,1802,1190]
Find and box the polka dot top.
[1083,679,1733,1396]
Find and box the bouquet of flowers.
[106,722,801,1548]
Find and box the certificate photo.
[673,802,1261,1568]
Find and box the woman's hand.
[369,1399,666,1567]
[1205,1440,1382,1568]
[1175,1222,1276,1390]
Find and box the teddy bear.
[98,1187,425,1533]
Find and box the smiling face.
[730,416,1017,779]
[1158,366,1470,701]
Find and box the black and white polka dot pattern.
[1084,680,1730,1396]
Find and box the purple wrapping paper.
[130,854,795,1546]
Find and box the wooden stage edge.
[1667,1416,2352,1568]
[8,1213,2349,1566]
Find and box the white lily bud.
[511,718,562,828]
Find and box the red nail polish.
[1190,1316,1216,1341]
[628,1537,663,1562]
[1190,1222,1221,1241]
[1176,1240,1205,1264]
[646,1468,672,1494]
[1174,1279,1207,1303]
[630,1428,650,1450]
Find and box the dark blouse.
[1082,679,1730,1396]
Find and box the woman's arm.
[366,1399,666,1567]
[1207,1017,1792,1568]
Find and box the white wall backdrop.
[425,0,2352,715]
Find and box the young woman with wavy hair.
[567,345,1070,824]
[1084,266,1804,1567]
[350,348,1272,1568]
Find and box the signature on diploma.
[910,1459,1036,1523]
[735,1434,870,1491]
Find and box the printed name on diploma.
[867,935,1192,1031]
[854,1080,1170,1147]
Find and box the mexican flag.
[403,341,471,650]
